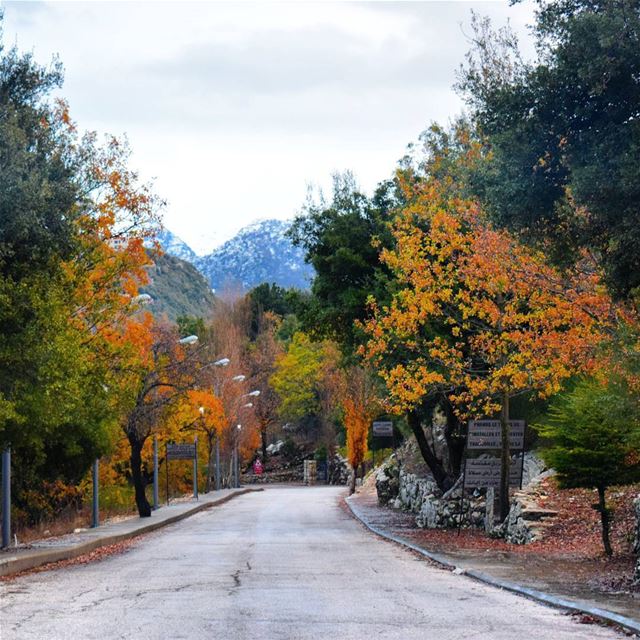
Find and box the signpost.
[166,443,197,460]
[464,457,523,488]
[467,420,525,450]
[372,420,394,466]
[165,441,198,504]
[372,421,393,437]
[458,419,527,533]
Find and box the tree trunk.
[596,485,613,557]
[407,408,453,493]
[349,466,357,495]
[499,392,511,522]
[205,434,214,493]
[442,398,465,477]
[260,423,268,462]
[129,435,151,518]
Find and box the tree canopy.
[459,1,640,298]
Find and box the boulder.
[328,453,350,486]
[375,457,400,505]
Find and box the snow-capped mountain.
[158,219,314,293]
[155,229,197,263]
[196,219,313,293]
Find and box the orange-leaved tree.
[361,177,615,519]
[343,367,381,495]
[177,389,226,492]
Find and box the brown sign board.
[467,420,525,450]
[465,457,523,489]
[372,421,394,437]
[166,443,196,460]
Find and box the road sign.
[166,443,196,460]
[467,420,525,450]
[372,421,394,437]
[465,457,523,489]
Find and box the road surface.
[0,486,623,639]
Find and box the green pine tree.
[536,378,640,556]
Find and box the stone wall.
[375,442,551,540]
[328,453,350,486]
[375,455,485,529]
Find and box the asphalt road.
[0,486,624,640]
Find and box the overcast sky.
[2,1,536,255]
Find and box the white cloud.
[2,0,536,255]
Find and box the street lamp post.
[233,424,242,489]
[211,358,230,491]
[233,391,259,488]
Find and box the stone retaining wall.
[376,457,485,529]
[375,443,551,541]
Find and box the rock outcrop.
[375,440,553,541]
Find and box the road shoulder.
[0,487,262,578]
[346,487,640,637]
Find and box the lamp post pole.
[193,436,199,500]
[2,448,10,548]
[234,425,241,488]
[211,358,231,490]
[91,459,99,528]
[153,436,159,510]
[233,390,259,489]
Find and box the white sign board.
[372,421,394,437]
[467,420,525,450]
[465,457,523,489]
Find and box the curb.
[1,487,262,578]
[345,496,640,637]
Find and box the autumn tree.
[246,311,283,461]
[116,320,213,516]
[0,28,161,523]
[270,332,326,424]
[362,177,614,519]
[172,389,226,492]
[201,300,254,486]
[343,367,381,494]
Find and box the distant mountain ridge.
[158,220,313,293]
[156,229,197,263]
[140,252,216,321]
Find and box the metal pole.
[153,436,159,510]
[234,425,241,489]
[233,446,238,488]
[193,437,199,501]
[2,448,10,548]
[166,444,170,505]
[91,459,99,528]
[215,437,220,491]
[519,421,526,490]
